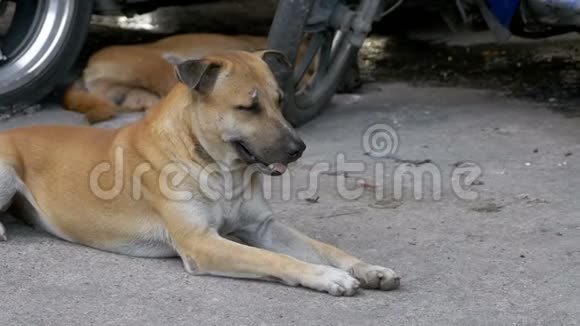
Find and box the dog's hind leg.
[0,163,19,241]
[63,86,117,123]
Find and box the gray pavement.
[0,83,578,325]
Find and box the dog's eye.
[236,103,260,112]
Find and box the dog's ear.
[259,50,293,86]
[174,60,222,94]
[260,50,292,70]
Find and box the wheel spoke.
[293,33,324,87]
[0,36,6,62]
[330,31,346,60]
[309,32,333,87]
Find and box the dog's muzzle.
[234,138,306,176]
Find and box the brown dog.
[1,50,399,296]
[64,34,269,123]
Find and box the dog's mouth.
[233,141,287,176]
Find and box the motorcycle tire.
[266,0,361,127]
[0,0,93,108]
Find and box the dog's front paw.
[350,263,400,291]
[302,266,360,296]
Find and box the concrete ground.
[0,83,579,325]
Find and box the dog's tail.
[63,80,116,124]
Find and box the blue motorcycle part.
[487,0,521,27]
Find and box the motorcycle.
[0,0,578,125]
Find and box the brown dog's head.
[174,50,305,176]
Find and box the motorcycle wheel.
[267,0,371,127]
[0,0,93,108]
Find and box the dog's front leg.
[235,218,400,291]
[164,218,360,296]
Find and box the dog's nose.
[287,139,306,160]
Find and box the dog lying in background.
[64,33,361,123]
[64,34,267,123]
